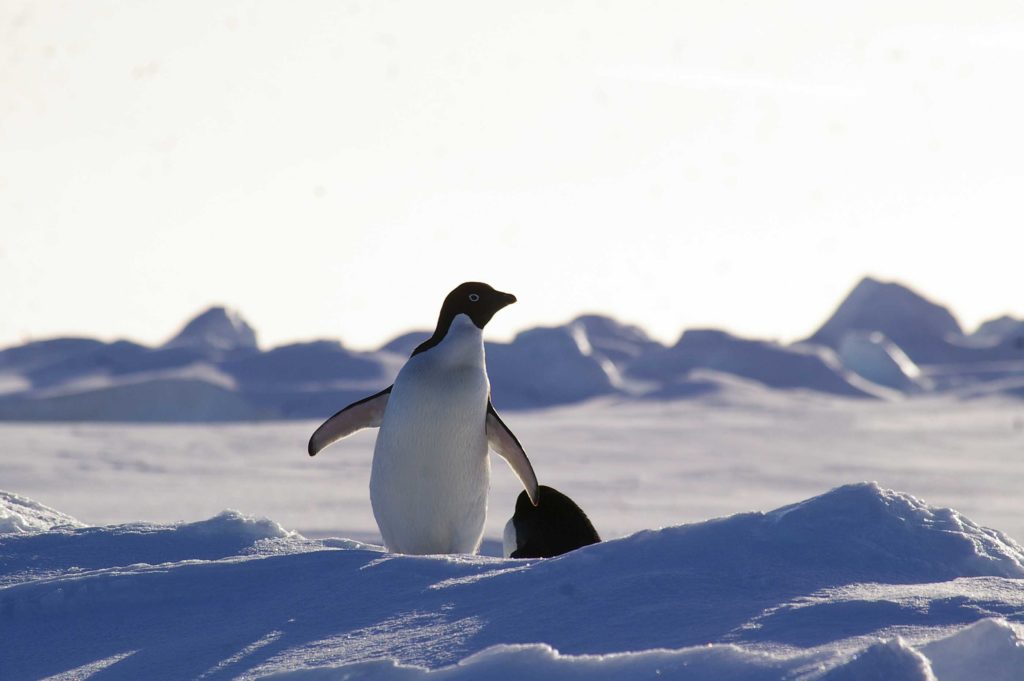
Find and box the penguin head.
[440,282,517,330]
[411,282,516,358]
[503,485,601,559]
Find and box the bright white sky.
[2,1,1023,351]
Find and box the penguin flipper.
[486,399,540,506]
[308,386,392,456]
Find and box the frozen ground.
[3,483,1024,680]
[3,381,1024,544]
[3,387,1024,680]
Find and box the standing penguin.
[308,282,539,555]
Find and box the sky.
[2,1,1023,351]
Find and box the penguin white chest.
[369,315,492,554]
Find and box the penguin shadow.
[501,485,601,559]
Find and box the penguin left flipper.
[485,399,540,506]
[308,386,392,456]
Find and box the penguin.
[502,485,601,558]
[308,282,539,555]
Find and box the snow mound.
[379,330,430,357]
[4,486,1024,680]
[262,643,793,680]
[0,377,267,422]
[488,327,617,408]
[922,618,1024,681]
[806,277,963,365]
[178,509,295,542]
[222,341,384,387]
[838,331,931,392]
[0,337,105,374]
[0,508,297,587]
[819,638,936,681]
[763,482,1024,579]
[164,306,259,352]
[0,491,85,534]
[568,314,664,379]
[627,328,887,398]
[970,315,1024,346]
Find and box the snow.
[921,618,1024,681]
[4,392,1024,544]
[3,480,1024,680]
[0,491,85,535]
[817,639,936,681]
[2,278,1024,421]
[2,391,1024,678]
[838,331,931,392]
[806,277,964,365]
[968,316,1024,347]
[4,317,1024,678]
[487,327,617,408]
[628,328,887,397]
[164,306,260,352]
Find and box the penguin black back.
[508,485,601,559]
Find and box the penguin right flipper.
[486,399,540,506]
[308,386,392,456]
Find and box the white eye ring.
[468,293,480,302]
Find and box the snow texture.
[628,328,886,398]
[164,306,259,352]
[0,491,85,535]
[837,331,931,392]
[805,277,964,365]
[2,483,1024,680]
[2,277,1024,421]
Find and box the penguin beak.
[499,292,517,307]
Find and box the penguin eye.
[468,293,480,302]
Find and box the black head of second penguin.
[503,485,601,558]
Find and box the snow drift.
[628,328,885,397]
[3,277,1024,421]
[805,277,965,365]
[3,483,1023,680]
[0,491,85,535]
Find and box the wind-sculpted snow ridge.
[5,278,1024,422]
[838,331,932,393]
[0,490,86,535]
[815,638,937,681]
[2,484,1024,680]
[627,328,890,399]
[806,277,965,365]
[164,306,259,352]
[0,505,300,588]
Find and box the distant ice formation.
[806,276,964,365]
[164,306,259,352]
[1,277,1023,420]
[628,328,886,397]
[837,331,932,392]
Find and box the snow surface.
[805,277,964,365]
[3,482,1024,680]
[4,392,1024,546]
[164,306,260,352]
[627,328,885,398]
[0,491,85,535]
[4,389,1024,678]
[3,276,1024,421]
[838,331,931,393]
